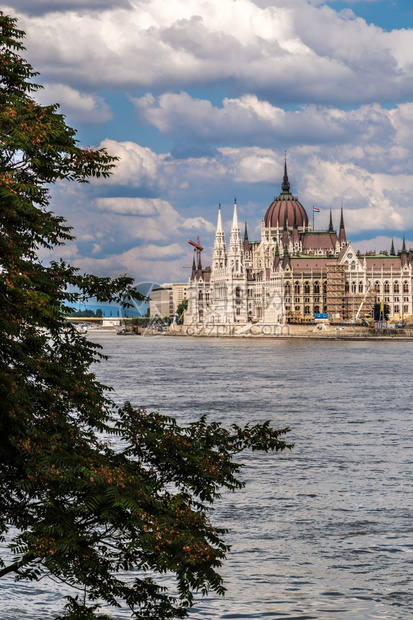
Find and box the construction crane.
[355,281,372,321]
[188,237,204,267]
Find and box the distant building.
[185,161,413,330]
[150,283,188,318]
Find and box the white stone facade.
[184,166,413,332]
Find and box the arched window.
[285,282,291,294]
[304,305,310,315]
[198,291,203,301]
[358,282,363,293]
[314,305,320,313]
[323,282,327,295]
[403,281,409,293]
[384,281,390,293]
[374,281,380,292]
[394,281,399,293]
[294,281,300,295]
[304,282,310,294]
[351,282,356,293]
[314,281,320,294]
[235,287,241,298]
[345,282,349,293]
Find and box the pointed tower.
[282,243,291,269]
[228,198,244,276]
[190,251,197,280]
[390,238,395,256]
[338,206,347,247]
[281,156,290,193]
[243,220,250,253]
[273,242,280,271]
[263,156,309,232]
[328,209,334,233]
[212,204,227,272]
[281,211,289,248]
[401,235,408,267]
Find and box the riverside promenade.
[159,322,413,340]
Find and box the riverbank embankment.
[146,323,413,341]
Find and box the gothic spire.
[338,205,347,245]
[212,203,226,268]
[282,243,290,269]
[229,198,242,255]
[231,198,239,230]
[390,238,395,256]
[281,154,290,193]
[244,220,248,241]
[191,252,196,279]
[273,242,280,271]
[402,235,407,254]
[216,203,223,233]
[329,209,334,233]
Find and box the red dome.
[264,192,309,229]
[264,161,308,229]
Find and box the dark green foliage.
[68,309,97,317]
[0,13,292,618]
[176,298,188,319]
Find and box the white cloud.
[11,0,413,103]
[81,139,413,239]
[95,197,161,216]
[95,140,160,187]
[71,252,189,283]
[94,196,215,235]
[132,93,413,173]
[12,0,131,14]
[298,156,413,233]
[36,83,112,124]
[352,235,413,256]
[40,138,413,281]
[137,243,185,261]
[7,0,413,286]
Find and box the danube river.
[2,334,413,619]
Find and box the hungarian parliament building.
[185,162,413,329]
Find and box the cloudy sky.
[8,0,413,284]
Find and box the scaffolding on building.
[326,264,346,320]
[326,264,376,322]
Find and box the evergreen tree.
[0,13,292,619]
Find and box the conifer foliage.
[0,13,292,619]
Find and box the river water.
[2,334,413,619]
